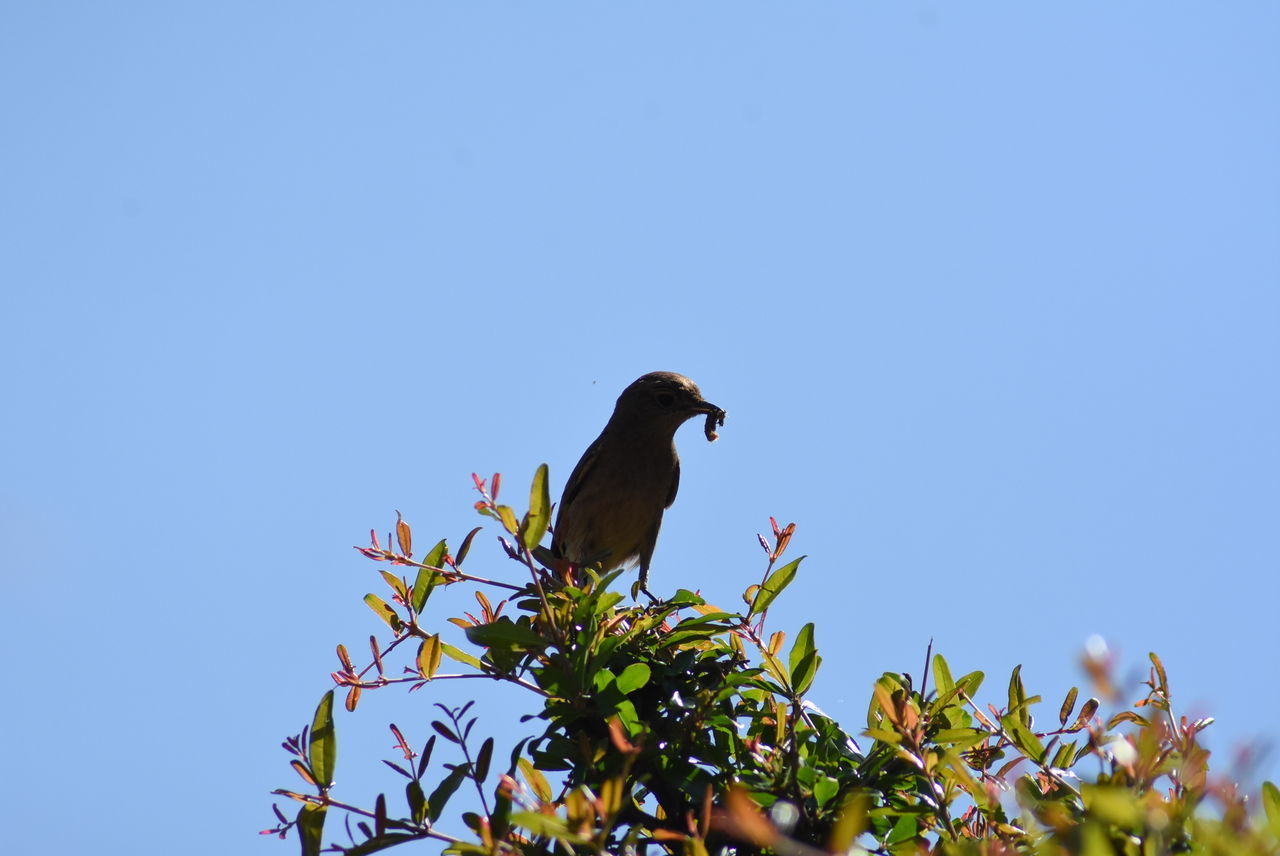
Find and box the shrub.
[264,468,1280,855]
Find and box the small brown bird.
[550,371,725,600]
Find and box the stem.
[292,793,462,846]
[349,671,549,697]
[446,707,493,817]
[401,559,527,593]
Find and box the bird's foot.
[630,579,661,605]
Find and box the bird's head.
[612,371,725,436]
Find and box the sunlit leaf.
[789,622,820,695]
[520,463,551,551]
[1262,781,1280,838]
[760,648,791,691]
[406,780,426,825]
[884,812,918,845]
[932,654,955,696]
[518,757,553,803]
[297,803,326,856]
[616,663,651,695]
[1059,686,1079,726]
[1149,651,1168,695]
[959,670,985,698]
[363,594,402,631]
[511,811,581,841]
[412,540,448,612]
[931,728,986,750]
[1007,664,1028,725]
[290,759,316,786]
[441,642,484,670]
[417,635,443,679]
[749,556,804,616]
[1001,713,1045,762]
[394,513,412,557]
[309,690,336,789]
[828,792,869,853]
[1082,784,1141,826]
[496,505,519,535]
[378,570,408,601]
[465,617,547,650]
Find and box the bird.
[550,371,725,601]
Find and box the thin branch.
[345,671,549,697]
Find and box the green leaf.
[441,845,489,856]
[932,654,955,696]
[749,556,804,616]
[423,539,448,568]
[614,698,640,734]
[364,594,402,631]
[884,811,918,845]
[829,792,869,853]
[1082,784,1141,826]
[343,829,422,849]
[1007,664,1027,723]
[496,505,519,534]
[1262,780,1280,838]
[379,570,407,600]
[813,776,839,807]
[616,663,652,695]
[416,635,443,679]
[455,526,482,567]
[592,591,625,614]
[788,622,820,695]
[520,463,551,551]
[411,540,449,612]
[760,648,791,691]
[510,811,582,841]
[297,803,326,856]
[475,737,494,783]
[959,670,985,698]
[518,757,553,802]
[1001,713,1045,762]
[665,589,706,607]
[342,833,425,855]
[465,617,547,650]
[441,642,484,669]
[931,728,987,749]
[1051,741,1078,770]
[591,667,617,695]
[309,690,336,789]
[407,780,427,825]
[427,764,470,823]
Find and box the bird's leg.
[635,566,660,605]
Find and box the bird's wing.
[559,431,605,511]
[664,456,681,509]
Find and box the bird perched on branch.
[550,371,725,601]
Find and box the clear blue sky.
[2,3,1277,853]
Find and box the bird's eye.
[656,392,675,407]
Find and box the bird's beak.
[693,399,726,442]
